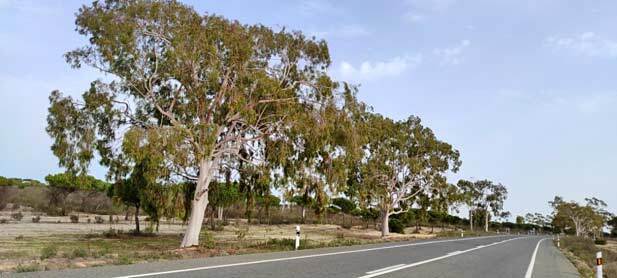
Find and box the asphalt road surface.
[6,235,579,278]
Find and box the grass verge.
[557,236,617,278]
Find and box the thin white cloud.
[545,32,617,58]
[311,25,370,39]
[335,55,422,82]
[433,40,471,65]
[402,12,426,23]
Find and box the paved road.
[6,235,579,278]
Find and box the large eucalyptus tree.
[46,0,341,247]
[360,115,461,237]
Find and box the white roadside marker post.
[460,231,464,238]
[557,234,560,247]
[596,251,603,278]
[295,225,301,251]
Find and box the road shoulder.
[533,239,580,278]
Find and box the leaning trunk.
[381,209,390,237]
[180,159,217,248]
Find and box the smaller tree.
[290,194,314,223]
[608,216,617,237]
[457,179,482,231]
[550,196,609,237]
[332,197,357,227]
[516,215,525,225]
[485,182,508,232]
[209,181,240,221]
[107,160,155,234]
[256,194,281,224]
[360,115,461,237]
[45,173,105,215]
[332,197,356,215]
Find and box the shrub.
[235,226,248,240]
[95,216,104,224]
[15,263,39,273]
[200,231,216,249]
[341,222,353,229]
[114,254,133,265]
[70,215,79,223]
[594,238,607,245]
[11,212,23,221]
[32,216,41,223]
[389,218,405,234]
[103,228,120,238]
[70,248,88,258]
[40,245,58,259]
[0,218,8,224]
[15,235,24,240]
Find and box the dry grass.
[0,217,455,273]
[557,236,617,278]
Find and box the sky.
[1,0,617,219]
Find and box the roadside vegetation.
[543,196,617,278]
[4,0,615,274]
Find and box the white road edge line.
[356,237,526,278]
[111,235,512,278]
[366,264,406,274]
[524,238,548,278]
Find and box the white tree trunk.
[381,210,390,237]
[217,206,223,220]
[469,210,473,231]
[180,159,217,248]
[484,211,489,232]
[301,206,306,221]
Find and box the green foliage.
[70,248,88,258]
[290,195,313,207]
[40,0,491,248]
[0,176,44,188]
[594,238,607,245]
[200,231,216,249]
[209,181,240,209]
[332,197,356,214]
[45,172,109,215]
[40,245,58,260]
[15,263,40,273]
[359,208,380,222]
[32,216,41,223]
[609,216,617,237]
[550,196,609,237]
[257,194,281,208]
[389,218,405,234]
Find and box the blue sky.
[1,0,617,219]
